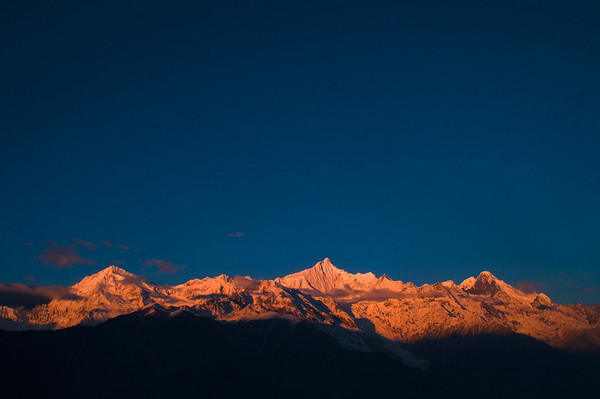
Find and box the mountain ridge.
[2,258,599,355]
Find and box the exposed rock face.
[2,259,599,353]
[0,306,20,322]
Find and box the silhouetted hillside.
[1,309,599,398]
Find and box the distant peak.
[72,265,141,293]
[81,265,137,282]
[100,265,130,275]
[215,274,233,282]
[313,258,339,271]
[477,271,498,280]
[462,271,507,297]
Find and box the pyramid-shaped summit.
[277,258,378,294]
[460,270,537,300]
[72,265,148,297]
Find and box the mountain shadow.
[1,309,599,399]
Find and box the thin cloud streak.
[73,237,98,251]
[102,241,131,250]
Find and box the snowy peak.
[370,274,408,293]
[277,258,379,295]
[464,271,503,296]
[478,270,497,279]
[306,258,351,282]
[77,265,136,282]
[314,257,336,271]
[459,276,477,291]
[459,271,502,292]
[459,270,543,302]
[102,265,130,275]
[72,265,148,297]
[173,274,238,296]
[276,258,412,299]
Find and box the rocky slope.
[2,258,599,353]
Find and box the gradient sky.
[1,1,599,304]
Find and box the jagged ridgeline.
[2,258,600,354]
[2,258,600,398]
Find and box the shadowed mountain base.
[1,310,599,398]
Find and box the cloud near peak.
[143,259,184,274]
[35,244,96,268]
[516,281,546,294]
[0,283,77,309]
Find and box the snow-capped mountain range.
[2,258,599,354]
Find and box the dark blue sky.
[1,1,599,304]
